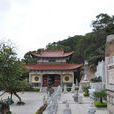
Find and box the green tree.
[93,89,107,103]
[83,86,90,94]
[92,13,114,34]
[22,51,37,65]
[0,43,29,103]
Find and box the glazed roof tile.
[24,64,83,70]
[30,49,74,57]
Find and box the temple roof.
[30,48,74,58]
[24,64,83,70]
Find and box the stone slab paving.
[0,92,107,114]
[0,92,46,114]
[57,93,108,114]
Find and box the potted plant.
[83,86,90,97]
[93,89,107,108]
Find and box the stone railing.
[90,82,105,91]
[43,86,62,114]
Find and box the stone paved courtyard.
[57,93,107,114]
[0,92,107,114]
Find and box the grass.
[94,102,107,108]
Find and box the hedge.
[83,93,89,97]
[94,102,107,108]
[66,88,71,92]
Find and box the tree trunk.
[100,97,103,103]
[10,92,13,100]
[14,92,22,102]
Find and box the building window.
[65,76,69,81]
[34,76,39,81]
[49,59,56,63]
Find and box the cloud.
[0,0,114,58]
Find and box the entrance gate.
[43,74,60,87]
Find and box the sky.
[0,0,114,59]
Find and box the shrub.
[31,88,40,92]
[83,86,90,94]
[90,76,102,83]
[6,111,12,114]
[66,88,71,92]
[24,87,40,92]
[94,102,107,108]
[35,104,47,114]
[83,93,89,97]
[75,87,79,90]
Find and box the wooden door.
[43,75,48,87]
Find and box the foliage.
[25,87,40,92]
[83,86,90,94]
[66,88,71,92]
[22,48,42,65]
[75,87,79,90]
[6,111,12,114]
[92,13,114,34]
[0,43,28,103]
[90,76,102,83]
[93,89,107,103]
[35,104,47,114]
[22,51,37,65]
[83,93,89,97]
[94,102,107,108]
[32,88,40,91]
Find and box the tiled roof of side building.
[24,64,83,70]
[30,48,74,57]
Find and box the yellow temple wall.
[31,74,41,83]
[62,74,72,83]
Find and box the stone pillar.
[60,74,63,87]
[41,74,43,87]
[29,73,32,84]
[72,73,74,84]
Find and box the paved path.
[0,92,46,114]
[0,92,107,114]
[57,93,107,114]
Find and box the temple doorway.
[43,74,60,87]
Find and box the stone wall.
[105,35,114,114]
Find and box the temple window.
[49,59,56,63]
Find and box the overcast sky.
[0,0,114,59]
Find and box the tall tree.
[92,13,114,34]
[0,43,29,103]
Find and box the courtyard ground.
[0,92,107,114]
[57,93,107,114]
